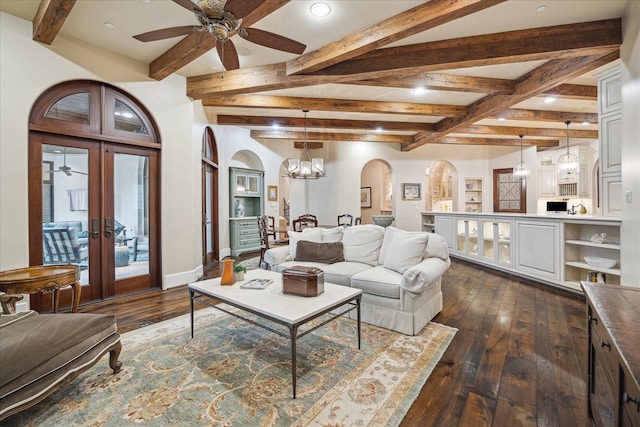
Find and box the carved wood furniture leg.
[109,341,123,373]
[70,280,81,313]
[52,287,61,313]
[0,293,23,314]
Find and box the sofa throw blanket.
[295,240,345,263]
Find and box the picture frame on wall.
[360,187,372,208]
[267,185,278,201]
[402,183,421,200]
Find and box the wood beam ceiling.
[32,0,76,45]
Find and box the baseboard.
[162,265,203,290]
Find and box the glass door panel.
[483,221,495,261]
[113,153,149,281]
[497,221,512,264]
[42,144,90,286]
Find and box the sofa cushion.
[295,241,345,263]
[424,233,450,261]
[383,229,430,274]
[320,226,344,242]
[341,224,385,266]
[351,266,403,299]
[288,228,322,260]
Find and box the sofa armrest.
[264,246,290,269]
[401,257,450,295]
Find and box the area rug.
[4,308,456,427]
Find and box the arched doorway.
[202,127,219,269]
[361,160,392,224]
[427,161,458,212]
[28,80,161,311]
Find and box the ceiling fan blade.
[71,170,88,175]
[133,26,197,42]
[172,0,203,13]
[217,39,240,70]
[242,27,306,54]
[224,0,267,20]
[63,169,72,176]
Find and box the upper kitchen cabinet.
[598,66,622,217]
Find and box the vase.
[235,199,245,218]
[220,259,235,286]
[235,271,245,281]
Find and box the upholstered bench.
[0,311,122,421]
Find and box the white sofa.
[264,224,450,335]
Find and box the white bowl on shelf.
[584,256,616,269]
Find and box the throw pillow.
[288,228,322,260]
[321,226,344,243]
[295,241,345,263]
[341,224,385,266]
[383,229,429,274]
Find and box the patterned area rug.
[4,308,456,427]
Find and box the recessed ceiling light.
[272,123,280,129]
[310,2,331,17]
[498,117,506,121]
[375,127,383,133]
[536,5,547,13]
[141,0,151,3]
[104,22,114,29]
[582,121,590,125]
[543,96,556,104]
[412,86,427,95]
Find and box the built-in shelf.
[464,178,483,213]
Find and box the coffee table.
[188,269,362,398]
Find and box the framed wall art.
[360,187,371,208]
[267,185,278,201]
[402,183,421,200]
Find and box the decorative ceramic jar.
[372,215,394,227]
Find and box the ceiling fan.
[133,0,306,71]
[50,148,87,176]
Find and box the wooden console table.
[0,265,81,314]
[583,282,640,427]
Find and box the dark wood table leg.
[290,324,299,399]
[357,295,362,349]
[190,289,195,339]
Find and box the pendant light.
[284,110,326,180]
[557,120,578,175]
[513,134,530,180]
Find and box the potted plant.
[234,263,247,281]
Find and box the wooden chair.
[355,216,362,225]
[337,214,353,227]
[257,216,270,269]
[265,215,276,240]
[293,216,318,231]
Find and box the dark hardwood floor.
[79,256,590,427]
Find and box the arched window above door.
[29,80,159,146]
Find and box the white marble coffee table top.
[188,269,361,325]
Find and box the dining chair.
[337,214,353,227]
[257,216,270,269]
[293,216,318,231]
[355,216,362,225]
[266,215,276,240]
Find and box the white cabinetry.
[538,153,557,197]
[598,66,622,217]
[515,220,562,281]
[538,148,590,198]
[456,218,480,258]
[432,216,455,251]
[481,219,513,267]
[564,220,621,289]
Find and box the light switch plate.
[626,190,632,203]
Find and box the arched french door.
[201,127,219,269]
[28,80,161,310]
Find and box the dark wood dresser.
[583,282,640,427]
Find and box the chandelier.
[513,134,530,180]
[557,120,578,175]
[284,110,326,180]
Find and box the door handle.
[91,218,100,238]
[105,217,113,238]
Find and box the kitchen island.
[422,211,622,293]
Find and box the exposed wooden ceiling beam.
[203,95,467,116]
[286,0,507,75]
[544,84,597,101]
[32,0,76,45]
[251,130,412,143]
[455,125,597,139]
[307,19,621,77]
[404,51,619,151]
[431,137,560,147]
[294,141,323,149]
[343,73,514,94]
[187,20,617,98]
[490,109,598,123]
[149,0,290,80]
[216,115,435,131]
